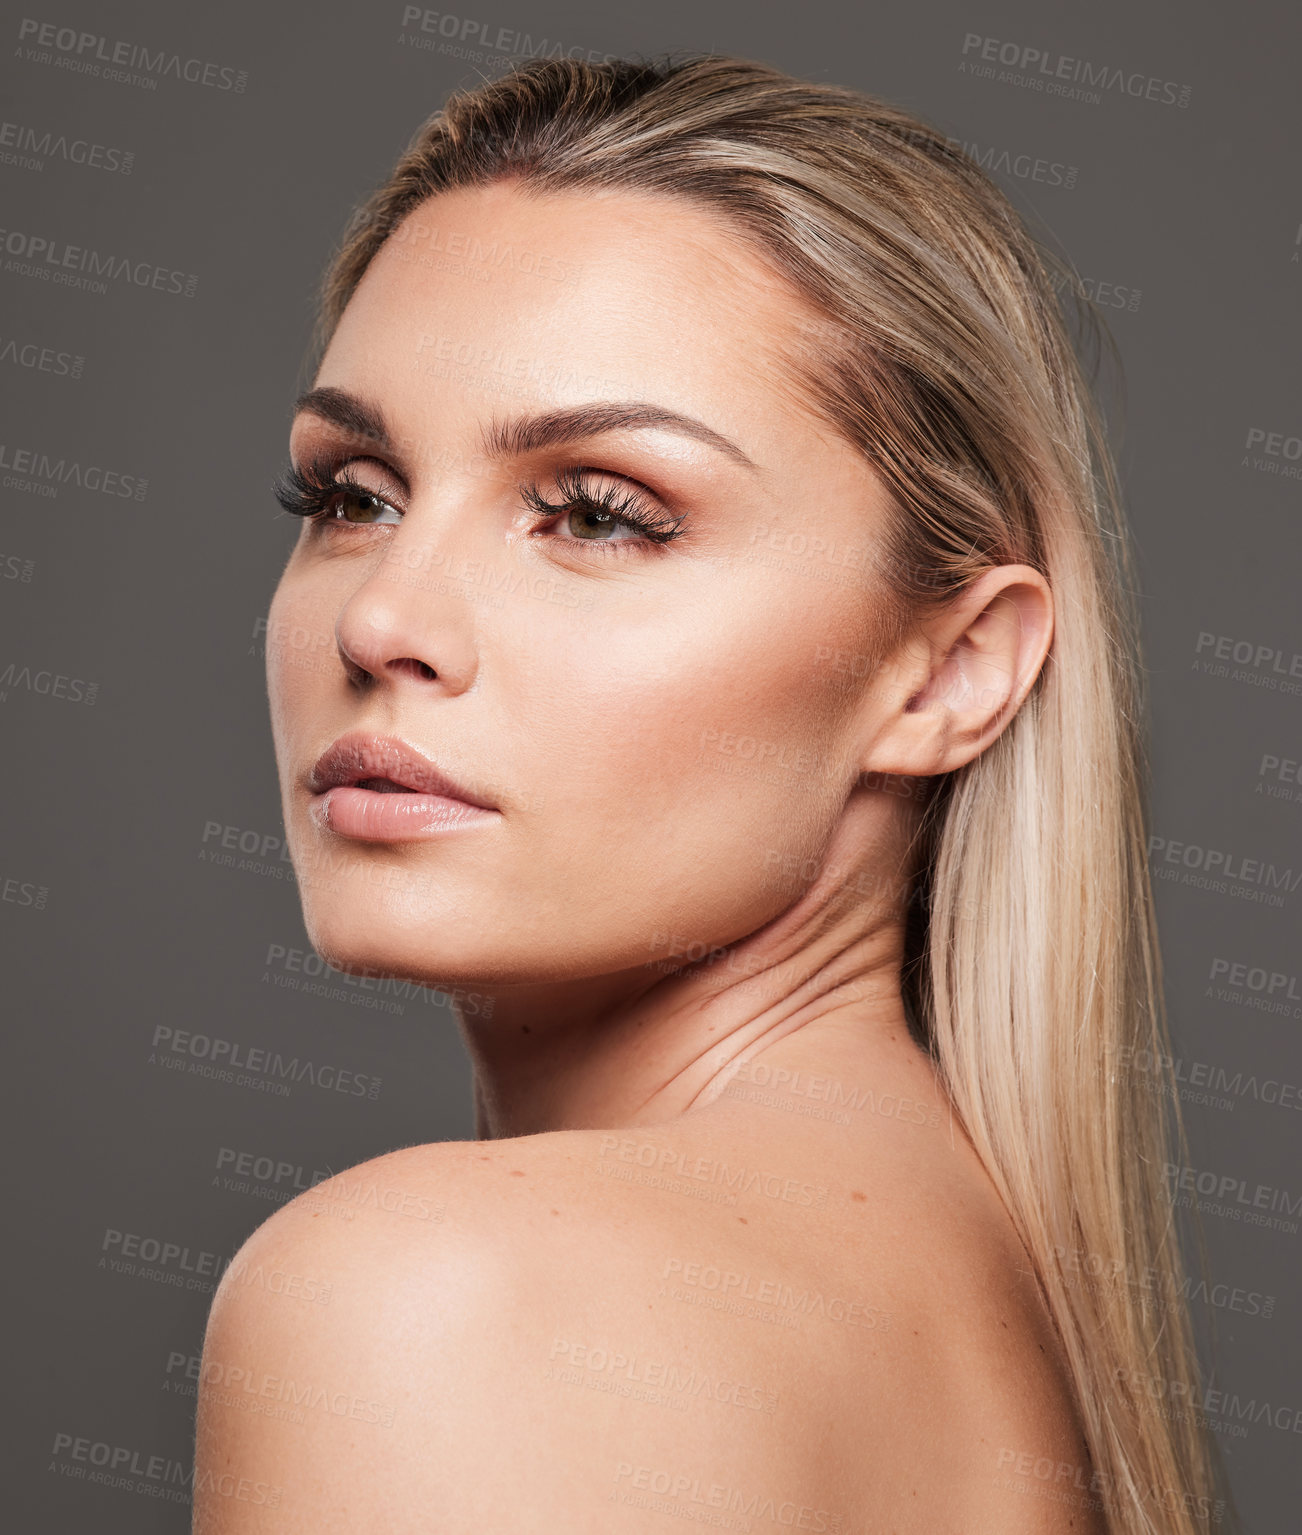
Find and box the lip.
[305,731,500,841]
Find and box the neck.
[451,790,931,1140]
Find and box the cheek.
[264,568,337,754]
[507,589,856,913]
[541,582,858,774]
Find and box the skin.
[192,183,1105,1533]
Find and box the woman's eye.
[560,504,643,541]
[326,486,402,525]
[521,466,683,549]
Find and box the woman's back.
[195,1050,1104,1534]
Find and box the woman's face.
[268,181,907,988]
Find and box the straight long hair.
[305,54,1233,1534]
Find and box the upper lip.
[306,732,498,809]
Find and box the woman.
[193,55,1230,1533]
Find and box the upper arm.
[190,1133,825,1531]
[192,1146,482,1533]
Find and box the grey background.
[1,0,1298,1528]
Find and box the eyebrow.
[484,401,758,473]
[291,387,759,474]
[292,387,393,452]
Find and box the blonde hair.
[306,54,1234,1534]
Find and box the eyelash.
[521,464,687,548]
[271,458,687,552]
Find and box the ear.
[858,564,1053,778]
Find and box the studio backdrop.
[2,0,1298,1530]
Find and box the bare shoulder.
[194,1125,1104,1533]
[194,1130,709,1532]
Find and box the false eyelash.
[271,456,688,547]
[521,464,687,545]
[271,456,397,520]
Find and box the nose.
[333,533,479,695]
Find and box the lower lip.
[309,786,499,841]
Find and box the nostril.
[391,657,437,680]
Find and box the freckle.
[737,1217,748,1224]
[521,1025,530,1034]
[550,1209,559,1216]
[850,1190,867,1202]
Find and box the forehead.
[318,182,831,439]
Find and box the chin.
[296,889,474,985]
